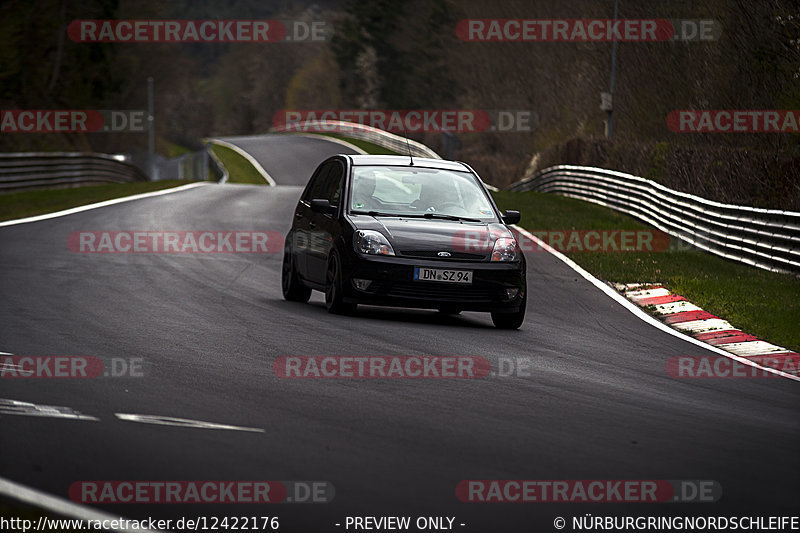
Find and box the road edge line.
[0,183,208,228]
[512,225,800,382]
[0,476,163,532]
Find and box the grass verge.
[209,143,270,185]
[492,190,800,351]
[0,180,194,222]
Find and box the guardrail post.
[147,76,155,178]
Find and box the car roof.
[345,154,471,172]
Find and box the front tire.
[325,251,356,314]
[491,292,526,329]
[282,244,311,302]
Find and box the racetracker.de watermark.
[67,231,283,253]
[454,229,672,253]
[274,356,491,379]
[68,20,328,43]
[667,355,799,378]
[456,480,721,503]
[0,356,144,378]
[667,110,800,133]
[1,110,146,133]
[69,481,334,504]
[456,19,720,42]
[273,109,536,133]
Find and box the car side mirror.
[310,199,337,215]
[502,210,521,225]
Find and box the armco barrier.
[0,152,149,192]
[507,165,800,274]
[273,120,442,159]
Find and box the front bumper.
[341,254,526,312]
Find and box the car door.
[306,159,345,285]
[294,161,333,281]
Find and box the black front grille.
[379,281,495,302]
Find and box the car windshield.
[349,166,497,221]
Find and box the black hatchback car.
[282,154,527,329]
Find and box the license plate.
[413,267,473,284]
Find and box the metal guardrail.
[507,165,800,274]
[151,149,210,181]
[273,120,442,160]
[0,152,148,192]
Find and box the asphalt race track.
[213,134,361,185]
[1,135,798,532]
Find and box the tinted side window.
[322,162,345,207]
[301,162,333,203]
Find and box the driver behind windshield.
[351,172,378,211]
[412,180,458,213]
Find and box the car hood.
[349,214,513,260]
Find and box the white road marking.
[653,301,703,315]
[0,399,99,420]
[115,413,264,432]
[626,287,670,300]
[0,476,163,532]
[0,399,266,431]
[613,282,658,291]
[672,318,735,333]
[206,139,277,186]
[719,341,788,356]
[512,225,800,382]
[0,183,208,228]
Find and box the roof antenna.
[402,128,414,166]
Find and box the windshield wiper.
[422,213,482,222]
[352,210,426,218]
[351,210,482,222]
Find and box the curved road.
[214,134,361,185]
[0,135,798,531]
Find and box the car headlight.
[491,236,517,261]
[354,230,395,256]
